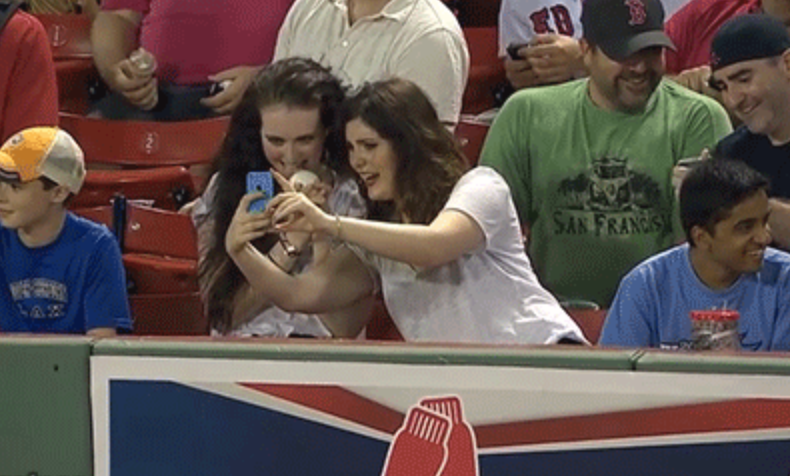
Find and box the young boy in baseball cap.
[0,127,132,335]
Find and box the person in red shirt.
[0,10,58,142]
[665,0,761,75]
[91,0,294,120]
[666,0,790,95]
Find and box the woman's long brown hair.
[339,78,469,224]
[200,58,346,333]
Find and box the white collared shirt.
[274,0,469,125]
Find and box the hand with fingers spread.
[525,34,584,85]
[225,192,275,256]
[201,65,263,115]
[271,169,332,210]
[670,66,721,99]
[269,192,335,237]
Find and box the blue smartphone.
[246,171,275,213]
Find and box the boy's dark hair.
[39,176,58,189]
[680,158,769,246]
[39,176,74,206]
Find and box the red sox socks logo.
[625,0,647,25]
[381,396,479,476]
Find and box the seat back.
[72,166,195,210]
[455,119,489,165]
[35,14,96,113]
[565,308,608,345]
[124,204,199,260]
[455,0,500,27]
[59,112,230,167]
[72,205,113,230]
[35,13,92,59]
[123,254,199,295]
[364,294,404,341]
[129,292,208,335]
[462,26,506,114]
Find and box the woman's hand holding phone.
[226,192,275,256]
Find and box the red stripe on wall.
[475,399,790,448]
[239,383,405,435]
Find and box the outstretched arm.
[270,193,486,269]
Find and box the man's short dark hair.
[680,158,769,246]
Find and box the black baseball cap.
[581,0,676,61]
[710,14,790,71]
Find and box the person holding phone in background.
[499,0,693,91]
[91,0,294,120]
[225,78,586,345]
[190,58,368,337]
[499,0,587,90]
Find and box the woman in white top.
[195,58,368,337]
[226,78,586,344]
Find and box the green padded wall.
[0,336,92,475]
[635,350,790,375]
[92,337,640,370]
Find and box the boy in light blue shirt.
[600,159,790,351]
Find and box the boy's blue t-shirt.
[0,213,132,333]
[600,244,790,351]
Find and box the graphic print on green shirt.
[481,79,733,306]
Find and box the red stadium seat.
[564,308,608,345]
[72,205,113,230]
[35,14,97,114]
[455,0,500,27]
[71,166,195,210]
[72,196,205,335]
[72,200,200,293]
[35,14,92,59]
[59,112,230,168]
[129,292,208,335]
[364,294,404,341]
[455,119,489,165]
[124,204,198,260]
[123,253,198,295]
[60,112,230,191]
[462,26,506,114]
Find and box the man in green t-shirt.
[480,0,732,307]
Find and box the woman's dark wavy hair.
[339,78,468,224]
[200,57,346,332]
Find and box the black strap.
[0,0,22,34]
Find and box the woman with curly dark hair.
[192,58,368,336]
[224,78,586,344]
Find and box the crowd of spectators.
[1,0,789,352]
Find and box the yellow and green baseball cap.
[0,127,85,194]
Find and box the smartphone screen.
[246,171,275,213]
